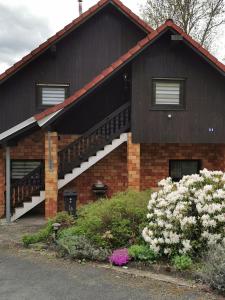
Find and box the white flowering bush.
[142,169,225,257]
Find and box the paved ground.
[0,215,46,248]
[0,217,222,300]
[0,248,220,300]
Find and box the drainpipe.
[48,131,54,172]
[5,146,11,223]
[78,0,83,16]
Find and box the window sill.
[150,106,185,111]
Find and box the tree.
[140,0,225,50]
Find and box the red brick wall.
[58,143,128,210]
[10,130,77,160]
[141,143,225,190]
[2,127,225,218]
[11,130,45,160]
[127,133,140,191]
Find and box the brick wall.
[1,126,225,218]
[127,133,140,191]
[141,143,225,190]
[10,130,77,160]
[58,143,128,210]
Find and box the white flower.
[143,169,225,255]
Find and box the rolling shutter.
[42,87,66,105]
[11,161,41,180]
[155,82,180,105]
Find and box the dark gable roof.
[0,0,153,84]
[35,19,225,122]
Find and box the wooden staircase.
[11,103,131,221]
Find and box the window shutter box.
[12,161,41,180]
[42,87,66,105]
[155,82,180,105]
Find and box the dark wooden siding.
[0,4,145,133]
[52,68,131,134]
[132,31,225,143]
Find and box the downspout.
[5,146,11,223]
[48,131,54,172]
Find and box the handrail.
[11,102,131,210]
[11,163,45,210]
[58,102,131,178]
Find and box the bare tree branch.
[140,0,225,50]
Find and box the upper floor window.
[169,160,201,182]
[37,83,69,107]
[151,78,185,110]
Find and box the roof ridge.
[0,0,153,83]
[35,19,225,123]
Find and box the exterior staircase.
[11,103,130,221]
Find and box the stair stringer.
[11,133,128,222]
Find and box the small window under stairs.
[11,160,42,181]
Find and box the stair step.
[11,133,128,221]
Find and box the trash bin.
[63,191,77,217]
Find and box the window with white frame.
[37,84,69,107]
[152,78,185,109]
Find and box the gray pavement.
[0,249,219,300]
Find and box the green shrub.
[128,244,157,262]
[172,255,193,271]
[22,212,74,246]
[57,235,111,261]
[200,244,225,295]
[59,190,151,249]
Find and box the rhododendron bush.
[142,169,225,257]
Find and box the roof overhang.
[0,109,63,144]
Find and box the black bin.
[63,191,77,217]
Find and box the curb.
[96,264,197,288]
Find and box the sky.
[0,0,224,73]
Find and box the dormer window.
[151,78,185,110]
[37,83,69,107]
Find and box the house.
[0,0,225,222]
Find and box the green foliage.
[172,255,193,271]
[128,244,157,262]
[200,244,225,295]
[57,235,111,261]
[22,212,74,247]
[59,190,151,249]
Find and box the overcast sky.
[0,0,224,73]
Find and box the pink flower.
[109,249,130,266]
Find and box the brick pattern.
[45,132,58,219]
[0,149,5,217]
[127,133,140,191]
[11,130,45,160]
[58,143,127,210]
[58,134,79,151]
[141,143,225,189]
[2,126,225,219]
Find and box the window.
[37,84,69,107]
[169,160,201,182]
[11,160,41,181]
[152,78,185,109]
